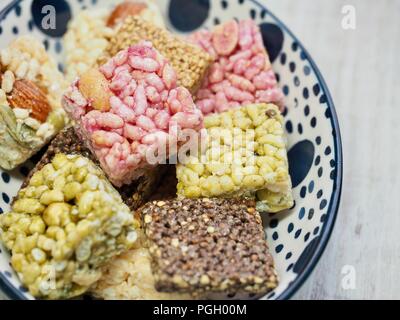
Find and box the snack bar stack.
[188,19,285,115]
[21,127,165,212]
[176,103,293,213]
[0,153,141,299]
[104,16,213,94]
[139,198,278,296]
[64,1,165,82]
[0,36,68,170]
[63,41,204,187]
[91,247,192,300]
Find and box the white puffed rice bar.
[63,8,115,82]
[63,2,165,83]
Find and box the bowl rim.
[0,0,342,300]
[249,0,343,300]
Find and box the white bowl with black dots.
[0,0,342,300]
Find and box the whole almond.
[79,69,112,112]
[7,79,51,122]
[107,1,147,27]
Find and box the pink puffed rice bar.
[62,41,204,187]
[188,19,285,115]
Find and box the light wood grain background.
[267,0,400,300]
[1,0,399,300]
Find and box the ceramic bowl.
[0,0,342,300]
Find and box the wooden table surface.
[269,0,400,299]
[1,0,399,300]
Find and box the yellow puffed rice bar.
[0,153,140,299]
[176,103,293,213]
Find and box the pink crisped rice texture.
[62,41,204,187]
[188,19,285,115]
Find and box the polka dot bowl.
[0,0,342,300]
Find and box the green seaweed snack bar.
[0,153,140,299]
[20,126,165,212]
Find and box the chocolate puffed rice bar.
[139,198,278,295]
[0,153,140,299]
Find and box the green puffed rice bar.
[176,103,293,212]
[0,153,140,299]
